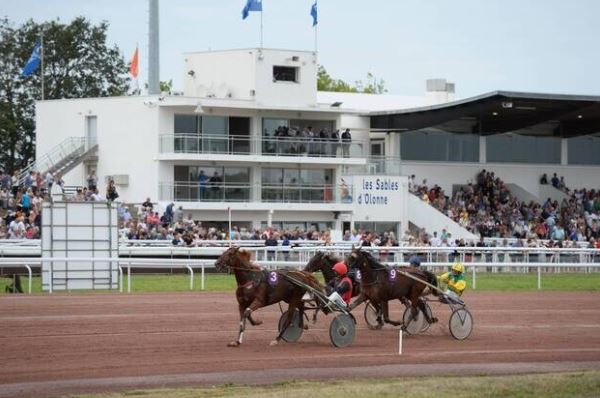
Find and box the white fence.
[1,252,599,294]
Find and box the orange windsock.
[129,46,139,78]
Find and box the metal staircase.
[19,137,98,183]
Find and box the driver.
[327,261,353,305]
[438,262,467,301]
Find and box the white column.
[561,138,568,165]
[479,135,486,164]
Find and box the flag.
[129,46,139,78]
[311,1,318,26]
[242,0,262,20]
[21,40,41,77]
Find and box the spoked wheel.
[364,301,383,330]
[420,302,434,333]
[329,313,356,348]
[278,309,304,343]
[402,306,425,335]
[448,308,473,340]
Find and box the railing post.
[201,265,205,291]
[119,266,123,293]
[25,264,32,294]
[127,263,131,293]
[537,265,541,290]
[186,264,194,290]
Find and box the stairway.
[19,137,98,184]
[407,194,478,241]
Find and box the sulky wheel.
[448,308,473,340]
[364,301,383,330]
[278,309,304,343]
[420,302,434,333]
[402,306,425,335]
[329,313,356,348]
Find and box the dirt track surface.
[1,291,600,398]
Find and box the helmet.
[409,256,421,267]
[452,262,465,274]
[332,262,347,276]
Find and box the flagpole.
[40,29,45,101]
[260,8,263,48]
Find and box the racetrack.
[1,291,600,398]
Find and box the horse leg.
[229,299,264,347]
[248,312,263,326]
[381,300,402,326]
[418,297,437,324]
[270,298,301,346]
[228,305,248,347]
[348,293,367,311]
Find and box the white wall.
[183,49,317,108]
[36,97,160,202]
[183,50,255,100]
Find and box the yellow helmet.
[451,262,465,274]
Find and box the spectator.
[87,170,97,191]
[106,180,119,203]
[341,128,352,157]
[540,173,548,184]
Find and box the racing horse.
[345,246,438,328]
[303,251,361,297]
[215,246,324,347]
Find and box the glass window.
[273,66,298,82]
[487,134,560,163]
[568,135,600,165]
[174,166,250,202]
[202,116,228,153]
[174,114,198,135]
[400,129,479,162]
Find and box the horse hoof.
[227,341,240,347]
[269,340,278,346]
[253,320,263,326]
[431,317,438,324]
[303,324,309,330]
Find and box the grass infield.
[72,371,600,398]
[1,272,599,294]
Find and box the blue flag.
[311,1,318,26]
[242,0,262,20]
[22,40,41,77]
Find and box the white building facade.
[35,48,600,238]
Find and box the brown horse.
[215,246,324,347]
[345,247,438,328]
[303,251,361,297]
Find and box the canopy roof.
[370,91,600,137]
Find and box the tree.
[0,17,131,173]
[317,65,387,94]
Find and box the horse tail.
[421,269,439,296]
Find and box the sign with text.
[346,175,407,222]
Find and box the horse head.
[215,246,252,272]
[304,251,337,272]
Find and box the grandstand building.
[34,48,600,238]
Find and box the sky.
[3,0,600,99]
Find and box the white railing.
[158,182,353,204]
[18,137,89,183]
[1,255,599,295]
[159,133,368,158]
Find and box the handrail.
[18,137,89,183]
[159,133,368,158]
[1,256,599,294]
[158,181,353,203]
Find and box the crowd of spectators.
[412,169,600,248]
[264,126,352,157]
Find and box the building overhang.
[369,91,600,138]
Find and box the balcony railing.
[159,134,367,158]
[159,182,354,204]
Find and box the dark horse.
[215,246,324,347]
[303,251,361,297]
[346,246,438,328]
